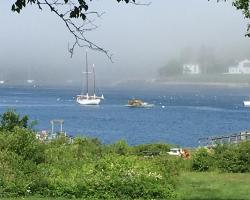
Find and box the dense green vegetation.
[1,172,250,200]
[192,142,250,173]
[0,110,250,199]
[0,111,178,199]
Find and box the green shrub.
[214,142,250,173]
[45,136,103,164]
[0,150,43,197]
[106,140,130,155]
[131,143,171,156]
[38,154,177,199]
[192,148,214,172]
[90,155,176,199]
[0,110,29,131]
[0,127,45,164]
[238,141,250,172]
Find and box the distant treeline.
[159,46,244,77]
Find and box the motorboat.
[126,99,154,108]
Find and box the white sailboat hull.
[27,79,34,84]
[244,100,250,107]
[77,96,101,105]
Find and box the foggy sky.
[0,0,250,86]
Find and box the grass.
[177,172,250,200]
[0,198,76,200]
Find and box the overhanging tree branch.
[213,0,250,36]
[11,0,151,60]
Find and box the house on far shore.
[226,59,250,74]
[183,64,200,75]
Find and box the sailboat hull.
[244,101,250,107]
[77,96,101,105]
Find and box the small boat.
[243,100,250,107]
[76,52,104,105]
[126,99,154,108]
[27,79,35,84]
[27,66,35,84]
[0,72,6,84]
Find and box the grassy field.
[177,172,250,200]
[0,198,74,200]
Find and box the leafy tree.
[0,110,29,131]
[214,142,250,173]
[0,127,45,163]
[221,0,250,37]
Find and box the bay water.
[1,85,250,147]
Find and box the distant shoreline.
[1,80,250,90]
[156,81,250,88]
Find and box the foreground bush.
[191,142,250,173]
[192,148,214,172]
[0,110,178,199]
[38,154,176,199]
[0,134,178,198]
[214,142,250,173]
[131,143,171,156]
[0,127,45,197]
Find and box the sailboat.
[0,71,6,84]
[76,52,104,105]
[26,67,35,84]
[243,100,250,107]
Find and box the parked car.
[167,148,184,156]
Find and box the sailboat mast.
[93,64,96,95]
[85,51,89,95]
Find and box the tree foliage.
[217,0,250,36]
[0,110,29,131]
[192,148,214,172]
[214,142,250,173]
[12,0,136,19]
[191,142,250,173]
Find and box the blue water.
[1,85,250,147]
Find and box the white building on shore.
[227,59,250,74]
[183,64,200,74]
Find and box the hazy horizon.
[1,0,250,87]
